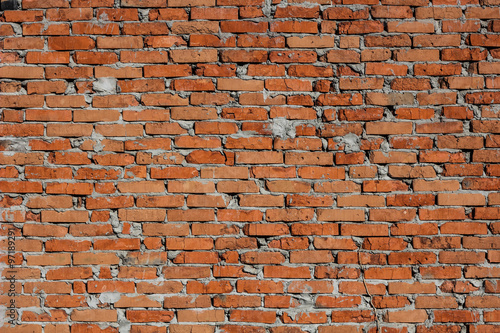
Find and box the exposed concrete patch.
[93,77,117,94]
[0,137,30,152]
[271,117,296,139]
[338,133,360,153]
[99,292,122,304]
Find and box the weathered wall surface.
[1,0,500,332]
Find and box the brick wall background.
[1,0,500,332]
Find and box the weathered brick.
[3,2,500,329]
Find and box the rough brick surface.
[0,0,500,331]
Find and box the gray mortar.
[93,77,117,94]
[0,137,30,152]
[271,117,296,139]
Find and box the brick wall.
[1,0,500,332]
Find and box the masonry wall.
[1,0,500,332]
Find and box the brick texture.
[0,0,500,331]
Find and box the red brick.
[1,2,500,328]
